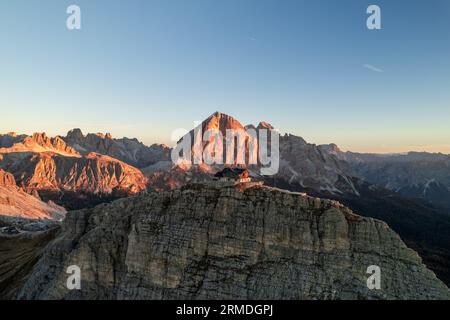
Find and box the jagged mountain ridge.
[0,216,60,299]
[0,133,80,157]
[0,132,27,148]
[0,152,148,195]
[64,128,170,168]
[326,149,450,209]
[17,183,450,299]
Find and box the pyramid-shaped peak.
[202,112,245,132]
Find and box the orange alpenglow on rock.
[0,132,80,157]
[0,169,16,188]
[0,169,66,220]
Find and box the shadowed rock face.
[64,128,170,168]
[0,217,60,299]
[0,132,27,148]
[0,133,80,157]
[17,184,450,300]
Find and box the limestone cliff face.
[18,184,449,300]
[1,152,148,195]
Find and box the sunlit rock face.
[0,132,27,148]
[0,169,16,188]
[0,169,66,220]
[17,183,450,300]
[0,133,80,157]
[175,111,253,165]
[0,152,148,195]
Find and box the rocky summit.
[18,183,450,300]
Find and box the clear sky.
[1,0,449,153]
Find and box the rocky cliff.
[0,169,66,220]
[0,132,27,148]
[0,217,60,299]
[0,169,16,188]
[18,183,450,300]
[0,152,148,195]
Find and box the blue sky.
[1,0,449,153]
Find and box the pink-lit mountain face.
[145,112,359,195]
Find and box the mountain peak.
[14,132,80,156]
[319,143,342,155]
[202,112,245,132]
[257,121,274,130]
[30,132,48,142]
[67,128,84,140]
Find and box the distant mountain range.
[327,149,450,209]
[1,111,450,286]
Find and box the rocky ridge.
[326,149,450,209]
[0,133,80,157]
[64,128,170,168]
